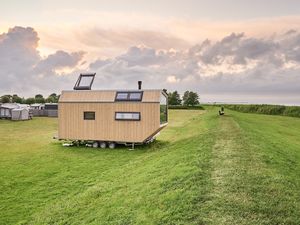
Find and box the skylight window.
[115,91,143,101]
[74,73,96,90]
[116,92,129,100]
[129,92,142,100]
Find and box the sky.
[1,0,300,104]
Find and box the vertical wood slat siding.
[59,90,161,103]
[59,91,116,102]
[58,102,160,143]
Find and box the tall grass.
[225,104,300,117]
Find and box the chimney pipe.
[138,81,142,90]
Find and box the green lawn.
[0,108,299,225]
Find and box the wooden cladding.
[58,89,167,143]
[58,102,160,143]
[59,90,161,103]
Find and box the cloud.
[35,50,85,74]
[116,46,171,67]
[88,31,300,101]
[192,33,278,65]
[0,26,300,104]
[0,26,84,95]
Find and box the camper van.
[58,73,168,148]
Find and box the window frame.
[115,91,143,102]
[74,73,96,90]
[160,91,168,124]
[83,111,95,120]
[115,112,141,121]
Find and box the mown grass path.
[0,109,299,224]
[204,111,300,225]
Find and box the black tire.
[108,142,116,149]
[92,141,99,148]
[99,142,107,149]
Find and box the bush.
[225,104,300,118]
[168,105,205,110]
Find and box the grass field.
[0,108,299,225]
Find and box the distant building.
[30,103,45,110]
[0,103,31,120]
[29,103,58,117]
[45,103,58,117]
[30,104,46,116]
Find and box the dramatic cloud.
[0,26,300,104]
[35,50,85,74]
[88,31,300,103]
[0,26,84,95]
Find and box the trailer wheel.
[92,141,99,148]
[99,142,106,149]
[108,142,116,149]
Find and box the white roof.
[0,103,19,109]
[12,108,28,112]
[0,103,29,109]
[31,103,44,107]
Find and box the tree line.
[0,93,60,104]
[167,90,200,106]
[1,91,200,106]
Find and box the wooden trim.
[58,102,163,143]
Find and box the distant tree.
[46,96,56,103]
[35,94,43,99]
[163,89,168,94]
[47,93,59,103]
[35,97,45,103]
[12,94,23,103]
[0,95,11,103]
[49,93,57,98]
[182,91,200,106]
[168,91,182,105]
[188,92,200,106]
[182,91,190,106]
[25,98,35,105]
[35,94,45,103]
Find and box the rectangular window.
[115,92,129,100]
[129,92,142,100]
[115,91,143,101]
[115,112,140,121]
[160,92,168,124]
[84,111,95,120]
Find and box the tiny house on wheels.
[58,73,168,148]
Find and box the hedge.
[225,104,300,118]
[168,105,205,110]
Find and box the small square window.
[84,112,95,120]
